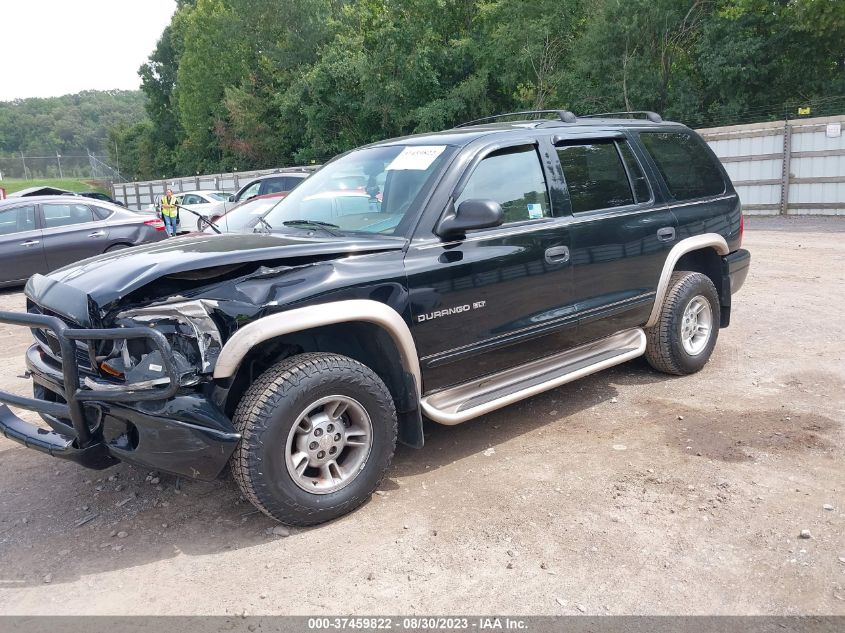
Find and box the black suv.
[0,110,750,526]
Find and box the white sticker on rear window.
[386,146,446,171]
[149,364,162,372]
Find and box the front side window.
[42,203,95,229]
[456,145,551,224]
[0,205,36,236]
[639,131,725,200]
[557,141,635,213]
[263,144,453,235]
[238,180,261,201]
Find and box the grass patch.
[0,178,110,195]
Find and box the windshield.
[207,196,285,233]
[262,144,453,235]
[207,192,229,201]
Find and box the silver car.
[0,196,167,288]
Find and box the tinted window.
[557,142,634,213]
[42,203,95,228]
[262,178,289,195]
[0,205,36,236]
[617,141,651,203]
[639,131,725,200]
[457,146,551,224]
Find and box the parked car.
[173,190,230,232]
[202,192,287,234]
[0,110,750,527]
[206,168,315,219]
[0,196,166,287]
[76,191,125,207]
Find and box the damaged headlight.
[106,300,224,387]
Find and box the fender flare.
[212,300,422,394]
[645,233,729,328]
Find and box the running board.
[421,328,646,425]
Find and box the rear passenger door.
[39,202,110,270]
[556,135,677,344]
[0,203,46,284]
[636,130,734,242]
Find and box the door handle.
[544,245,570,265]
[657,227,676,242]
[19,240,40,247]
[88,231,106,238]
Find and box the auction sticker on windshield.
[386,145,446,171]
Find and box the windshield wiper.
[255,216,273,234]
[281,219,343,236]
[176,204,222,234]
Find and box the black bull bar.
[0,310,179,454]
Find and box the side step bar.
[421,329,646,425]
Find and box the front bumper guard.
[0,310,179,455]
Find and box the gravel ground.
[0,216,843,615]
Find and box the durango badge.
[417,300,486,322]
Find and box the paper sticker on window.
[386,146,446,171]
[527,203,544,219]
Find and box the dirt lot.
[0,216,843,616]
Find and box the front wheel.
[230,353,397,525]
[644,271,720,375]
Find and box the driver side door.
[404,142,576,393]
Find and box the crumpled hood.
[25,233,406,323]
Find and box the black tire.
[644,271,720,375]
[230,352,397,526]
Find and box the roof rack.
[455,109,578,128]
[580,111,663,123]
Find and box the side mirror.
[228,194,235,202]
[435,199,504,239]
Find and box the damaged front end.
[0,295,239,480]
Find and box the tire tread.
[645,271,718,376]
[230,352,397,526]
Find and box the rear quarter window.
[639,131,725,200]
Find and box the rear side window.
[457,145,551,224]
[557,141,634,213]
[92,205,114,220]
[0,205,36,235]
[639,131,725,200]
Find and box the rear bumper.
[723,248,750,295]
[718,249,751,327]
[0,311,239,480]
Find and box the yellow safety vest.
[161,195,178,217]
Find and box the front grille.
[27,302,97,373]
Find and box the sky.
[0,0,176,101]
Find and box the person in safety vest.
[160,189,178,236]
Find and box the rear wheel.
[231,353,397,525]
[645,271,720,375]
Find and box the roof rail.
[455,109,578,128]
[580,111,663,123]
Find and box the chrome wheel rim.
[284,395,373,495]
[681,294,713,356]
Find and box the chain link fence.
[0,150,122,181]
